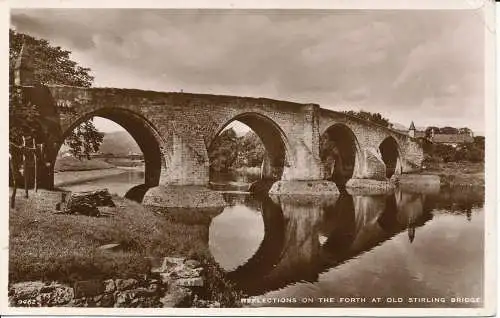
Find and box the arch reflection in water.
[209,194,285,289]
[209,189,435,297]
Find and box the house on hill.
[408,121,474,147]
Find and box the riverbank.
[9,192,244,307]
[55,157,115,172]
[419,162,485,188]
[54,168,133,187]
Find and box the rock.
[147,257,165,273]
[148,283,161,293]
[175,277,204,287]
[193,298,221,308]
[184,259,201,269]
[48,285,74,306]
[73,280,104,298]
[208,301,221,308]
[174,267,203,279]
[103,279,115,293]
[114,288,157,308]
[114,291,132,307]
[159,285,192,307]
[9,281,75,307]
[163,257,185,268]
[100,293,115,307]
[39,286,55,293]
[10,281,45,300]
[159,273,172,284]
[115,278,138,291]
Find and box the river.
[55,168,485,308]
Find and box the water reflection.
[209,186,483,303]
[57,168,484,306]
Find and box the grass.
[9,193,244,306]
[55,157,115,172]
[420,161,484,187]
[54,168,129,187]
[104,158,145,168]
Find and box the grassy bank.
[54,168,130,187]
[420,161,484,187]
[9,194,243,306]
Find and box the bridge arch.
[379,136,401,178]
[320,123,362,186]
[208,112,293,181]
[53,108,165,194]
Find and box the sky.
[10,8,487,135]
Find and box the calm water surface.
[56,169,485,308]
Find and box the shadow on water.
[209,186,481,297]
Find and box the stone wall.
[8,257,221,308]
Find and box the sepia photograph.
[2,0,496,316]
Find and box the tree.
[9,29,103,159]
[208,128,239,172]
[424,126,439,138]
[458,127,473,135]
[439,126,459,135]
[342,110,391,127]
[9,29,93,87]
[236,131,265,167]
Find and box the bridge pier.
[345,147,396,193]
[143,131,226,208]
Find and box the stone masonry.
[13,47,424,206]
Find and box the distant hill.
[98,131,141,155]
[58,131,141,157]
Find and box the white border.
[0,0,497,316]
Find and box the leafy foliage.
[342,110,391,127]
[209,129,239,172]
[439,126,459,135]
[64,119,105,159]
[9,88,41,144]
[9,29,103,159]
[208,128,266,172]
[424,126,439,138]
[422,136,485,164]
[235,131,265,167]
[9,29,94,87]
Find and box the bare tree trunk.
[22,136,28,198]
[10,154,17,208]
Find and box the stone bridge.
[13,51,423,207]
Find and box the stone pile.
[8,257,221,308]
[55,189,115,217]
